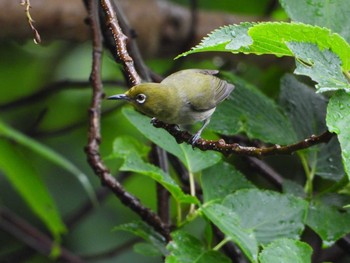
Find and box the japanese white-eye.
[108,69,235,145]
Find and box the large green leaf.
[122,107,221,173]
[306,202,350,247]
[287,42,350,93]
[259,238,312,263]
[326,91,350,179]
[202,203,259,263]
[0,139,66,241]
[279,74,344,181]
[166,231,231,263]
[109,136,197,204]
[180,22,350,72]
[201,162,254,202]
[279,74,327,139]
[0,120,97,205]
[222,189,308,244]
[211,74,297,145]
[280,0,350,43]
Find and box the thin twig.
[151,145,171,226]
[100,0,141,86]
[84,0,170,241]
[20,0,41,44]
[0,80,124,111]
[152,120,334,157]
[244,157,284,190]
[0,207,84,263]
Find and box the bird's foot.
[189,133,201,149]
[150,117,157,125]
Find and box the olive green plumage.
[108,69,235,145]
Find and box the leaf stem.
[213,237,231,251]
[188,171,196,215]
[300,153,314,197]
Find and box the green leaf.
[122,107,221,173]
[222,189,308,244]
[0,139,66,241]
[202,204,259,263]
[306,202,350,247]
[201,162,255,202]
[180,22,350,72]
[280,0,350,43]
[315,137,345,181]
[110,136,197,204]
[279,74,344,181]
[211,74,297,145]
[166,230,231,263]
[279,74,327,139]
[286,42,350,93]
[133,242,163,257]
[326,91,350,179]
[114,221,168,256]
[259,238,312,263]
[0,120,97,205]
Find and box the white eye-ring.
[135,93,147,104]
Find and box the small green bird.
[108,69,235,145]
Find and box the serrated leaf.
[201,162,255,202]
[180,22,350,72]
[115,221,168,256]
[165,230,230,263]
[306,202,350,247]
[211,74,297,145]
[286,42,350,93]
[122,107,221,173]
[280,0,350,43]
[0,139,66,241]
[259,238,312,263]
[222,189,308,244]
[110,136,197,204]
[326,91,350,179]
[202,204,259,263]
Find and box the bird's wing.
[162,69,234,112]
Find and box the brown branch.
[100,0,141,86]
[84,0,170,241]
[0,207,84,263]
[150,145,171,226]
[0,79,124,111]
[152,119,334,157]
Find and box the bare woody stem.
[152,119,334,157]
[84,0,170,241]
[100,0,141,86]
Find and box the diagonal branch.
[84,0,170,241]
[100,0,141,86]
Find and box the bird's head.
[108,83,175,119]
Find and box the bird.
[108,69,235,146]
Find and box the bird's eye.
[135,93,147,104]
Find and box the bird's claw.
[189,133,201,149]
[150,117,158,125]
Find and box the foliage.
[1,0,350,262]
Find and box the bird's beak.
[107,94,130,101]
